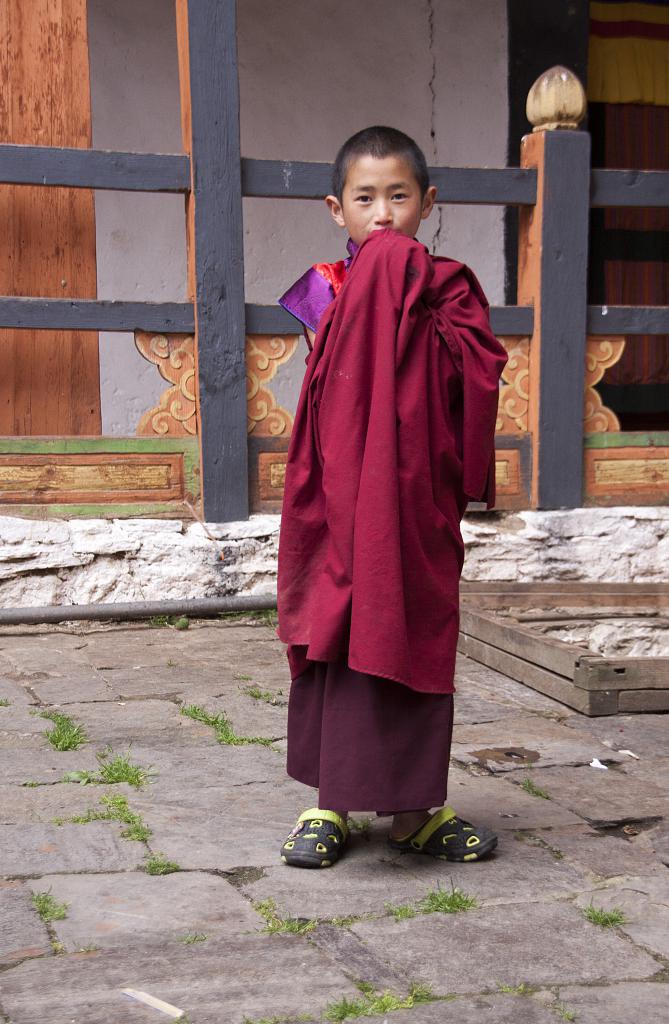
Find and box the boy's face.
[325,154,436,247]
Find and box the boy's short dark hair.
[332,126,430,201]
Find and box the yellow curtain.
[589,2,669,106]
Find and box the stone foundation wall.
[0,507,667,608]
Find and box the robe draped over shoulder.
[277,229,507,694]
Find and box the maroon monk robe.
[278,228,507,695]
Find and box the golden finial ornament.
[526,66,587,132]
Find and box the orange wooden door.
[0,0,101,435]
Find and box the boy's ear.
[325,194,346,229]
[421,185,437,221]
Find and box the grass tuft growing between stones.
[582,902,626,928]
[253,897,316,935]
[148,614,189,630]
[419,883,478,915]
[54,794,151,842]
[32,891,69,923]
[520,777,551,800]
[62,746,156,789]
[39,710,87,751]
[180,702,274,747]
[553,1001,576,1021]
[323,981,436,1021]
[178,933,207,944]
[144,852,181,875]
[384,901,417,921]
[0,698,10,707]
[241,684,284,705]
[497,982,536,995]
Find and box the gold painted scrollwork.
[584,336,626,432]
[246,335,299,436]
[496,337,529,433]
[135,333,197,436]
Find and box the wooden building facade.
[0,0,667,522]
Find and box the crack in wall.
[426,0,443,255]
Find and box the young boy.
[277,126,508,868]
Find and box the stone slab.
[451,716,624,772]
[0,932,359,1024]
[557,982,669,1024]
[25,871,259,951]
[0,783,134,825]
[563,713,669,760]
[452,693,520,725]
[394,837,590,906]
[26,670,119,704]
[133,803,303,871]
[0,748,101,787]
[0,823,143,876]
[60,700,211,745]
[121,741,283,794]
[241,830,589,920]
[575,876,669,959]
[0,881,51,965]
[447,767,584,831]
[350,901,660,993]
[536,827,667,878]
[0,679,32,706]
[455,657,576,720]
[519,766,669,827]
[638,823,669,866]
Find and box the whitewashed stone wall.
[0,508,666,608]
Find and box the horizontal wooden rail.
[5,300,667,337]
[587,305,669,335]
[242,158,538,205]
[590,169,669,208]
[246,303,534,336]
[0,298,194,332]
[0,144,190,192]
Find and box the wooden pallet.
[458,583,669,716]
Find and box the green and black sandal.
[281,808,349,868]
[388,806,497,862]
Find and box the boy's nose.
[374,203,393,223]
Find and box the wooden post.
[518,66,590,508]
[0,0,100,436]
[175,0,248,522]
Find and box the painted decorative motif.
[135,333,197,436]
[246,335,299,436]
[496,337,529,433]
[584,337,626,432]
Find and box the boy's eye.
[392,192,407,201]
[355,195,372,203]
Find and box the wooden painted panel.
[0,0,100,435]
[585,445,669,504]
[0,453,183,504]
[0,437,200,516]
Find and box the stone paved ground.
[0,616,667,1024]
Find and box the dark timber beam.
[590,169,669,208]
[245,303,534,337]
[0,144,190,192]
[242,158,537,206]
[0,298,194,332]
[587,305,669,335]
[177,0,248,522]
[519,128,591,509]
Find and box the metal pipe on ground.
[0,594,278,627]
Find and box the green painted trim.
[0,437,199,454]
[584,432,669,449]
[0,503,192,519]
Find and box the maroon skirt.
[286,653,454,814]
